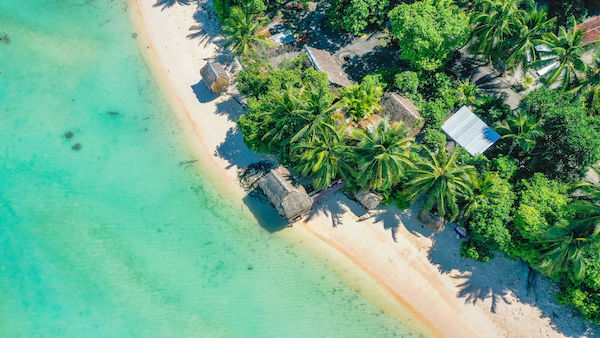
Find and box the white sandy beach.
[127,1,598,336]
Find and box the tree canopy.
[389,0,470,71]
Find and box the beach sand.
[127,1,597,336]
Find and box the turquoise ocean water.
[0,1,417,336]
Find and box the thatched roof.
[200,61,230,93]
[380,93,423,137]
[304,45,353,87]
[257,166,313,220]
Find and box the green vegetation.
[327,0,389,35]
[226,0,600,325]
[389,0,470,71]
[222,7,272,56]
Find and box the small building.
[380,93,423,137]
[257,166,313,220]
[304,45,353,87]
[200,61,230,94]
[442,106,501,156]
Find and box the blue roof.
[442,106,500,156]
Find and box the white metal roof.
[442,106,500,156]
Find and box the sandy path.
[126,1,595,337]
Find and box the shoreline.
[125,1,582,337]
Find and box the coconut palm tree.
[531,23,595,89]
[461,171,502,219]
[259,87,311,148]
[340,79,383,121]
[503,6,556,72]
[405,148,474,222]
[222,6,272,56]
[537,210,600,281]
[495,110,544,156]
[469,0,523,61]
[292,128,354,190]
[291,85,339,144]
[353,118,414,191]
[571,54,600,114]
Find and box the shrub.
[422,128,447,150]
[327,0,390,35]
[513,173,569,241]
[394,71,420,97]
[421,99,451,128]
[491,155,518,181]
[214,0,266,20]
[460,240,494,262]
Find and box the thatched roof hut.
[380,93,423,137]
[200,61,230,94]
[257,166,313,220]
[304,45,353,87]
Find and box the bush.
[389,0,470,71]
[394,71,420,98]
[465,178,515,254]
[327,0,390,35]
[422,128,447,150]
[513,173,569,241]
[460,240,494,262]
[421,99,451,128]
[214,0,266,20]
[491,155,518,181]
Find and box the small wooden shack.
[258,166,313,220]
[380,93,423,137]
[200,61,230,94]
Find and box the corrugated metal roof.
[442,106,500,156]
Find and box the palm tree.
[291,85,339,143]
[571,54,600,114]
[495,110,544,156]
[340,80,383,121]
[469,0,522,61]
[537,209,600,281]
[353,118,413,191]
[503,6,556,72]
[259,87,311,149]
[405,148,474,222]
[461,171,502,219]
[222,6,272,56]
[293,128,354,190]
[531,23,595,89]
[536,180,600,280]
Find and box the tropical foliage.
[494,110,543,156]
[327,0,389,35]
[222,6,271,56]
[405,148,474,221]
[340,78,383,121]
[353,118,413,190]
[389,0,470,71]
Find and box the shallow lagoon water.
[0,1,416,336]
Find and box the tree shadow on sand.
[215,127,263,170]
[154,0,193,11]
[305,192,366,228]
[188,0,223,47]
[419,213,599,335]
